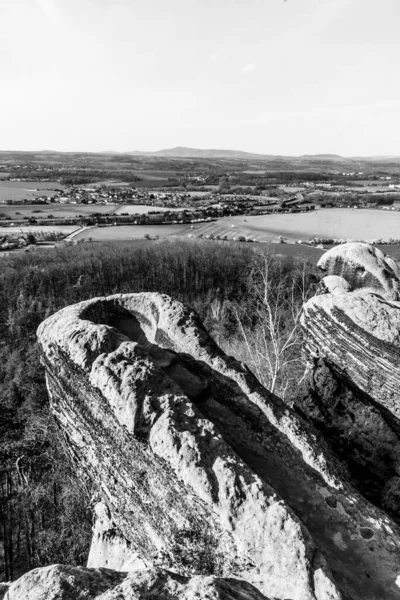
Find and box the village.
[1,165,400,254]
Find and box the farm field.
[95,238,326,262]
[0,203,117,219]
[278,186,305,193]
[183,191,211,197]
[190,208,400,243]
[89,180,170,188]
[69,224,328,262]
[93,179,173,189]
[0,181,65,201]
[73,223,191,241]
[114,205,183,215]
[31,207,400,260]
[133,180,173,189]
[348,185,396,193]
[133,170,177,178]
[0,225,78,235]
[131,171,176,188]
[90,180,131,187]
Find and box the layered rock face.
[31,290,400,600]
[299,243,400,516]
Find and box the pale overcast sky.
[1,0,399,155]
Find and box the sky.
[1,0,399,155]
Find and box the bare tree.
[209,296,230,346]
[225,253,316,400]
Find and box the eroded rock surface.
[299,243,400,516]
[87,502,147,572]
[32,290,400,600]
[4,565,268,600]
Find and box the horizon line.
[0,147,399,160]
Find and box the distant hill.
[351,155,400,163]
[127,147,400,165]
[127,146,275,159]
[298,154,345,162]
[1,147,398,164]
[126,147,356,162]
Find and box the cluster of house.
[55,187,197,209]
[0,233,35,252]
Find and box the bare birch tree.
[225,253,316,400]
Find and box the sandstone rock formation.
[317,242,400,299]
[30,290,400,600]
[4,565,268,600]
[87,501,147,573]
[298,242,400,516]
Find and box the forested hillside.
[0,240,317,581]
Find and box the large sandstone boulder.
[4,565,267,600]
[317,242,400,299]
[33,291,400,600]
[298,243,400,515]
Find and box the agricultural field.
[114,205,183,215]
[94,237,326,262]
[71,224,327,262]
[0,181,66,201]
[90,174,176,189]
[71,207,400,246]
[134,170,177,178]
[73,223,191,241]
[279,186,306,193]
[130,170,176,188]
[90,180,131,187]
[0,203,117,219]
[189,208,400,243]
[347,185,396,193]
[0,225,78,235]
[183,191,211,197]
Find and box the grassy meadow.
[71,207,400,260]
[114,205,183,215]
[189,208,400,243]
[73,223,190,241]
[0,181,66,202]
[0,204,117,219]
[0,225,78,235]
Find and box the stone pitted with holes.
[11,276,400,600]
